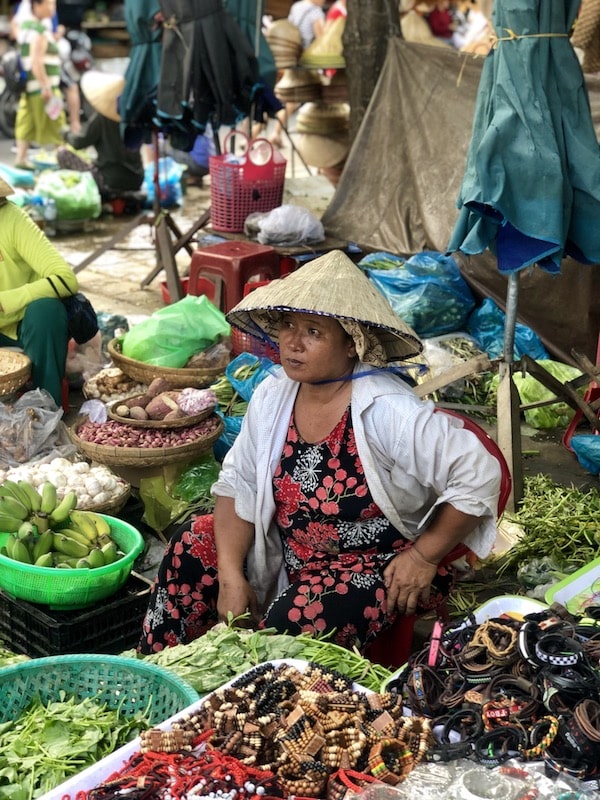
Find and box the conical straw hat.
[0,177,15,197]
[80,71,126,122]
[227,250,422,365]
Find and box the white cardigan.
[212,364,502,609]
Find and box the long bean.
[495,474,600,575]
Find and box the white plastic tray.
[472,594,547,622]
[545,556,600,615]
[39,659,370,799]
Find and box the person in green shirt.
[0,177,78,406]
[14,0,67,170]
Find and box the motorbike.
[0,28,94,140]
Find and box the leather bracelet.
[539,663,600,705]
[441,707,483,744]
[472,725,527,767]
[535,633,582,666]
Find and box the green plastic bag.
[35,169,101,220]
[121,294,231,367]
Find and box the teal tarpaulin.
[448,0,600,275]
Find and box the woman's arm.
[30,30,52,104]
[213,495,260,623]
[383,504,481,616]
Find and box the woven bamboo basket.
[0,351,32,396]
[78,479,131,514]
[69,416,224,468]
[108,339,227,389]
[108,396,216,429]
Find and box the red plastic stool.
[188,241,280,312]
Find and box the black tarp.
[322,39,600,364]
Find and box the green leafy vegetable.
[0,694,150,799]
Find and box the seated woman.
[0,177,78,407]
[57,71,145,200]
[138,251,501,655]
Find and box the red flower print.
[293,594,308,607]
[336,583,349,594]
[274,472,305,526]
[189,535,217,568]
[288,607,302,623]
[334,468,347,481]
[320,500,340,515]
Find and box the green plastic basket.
[0,515,145,610]
[0,654,200,725]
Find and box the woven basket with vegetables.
[0,654,199,797]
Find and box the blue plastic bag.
[143,156,184,208]
[467,298,549,361]
[225,353,279,402]
[571,435,600,475]
[360,251,476,337]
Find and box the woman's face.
[278,311,357,384]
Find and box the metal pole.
[503,271,520,363]
[497,270,523,510]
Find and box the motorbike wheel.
[0,86,18,140]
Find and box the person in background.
[11,0,81,135]
[56,71,145,199]
[0,177,78,407]
[425,0,454,41]
[13,0,66,170]
[138,250,501,654]
[288,0,326,49]
[326,0,347,23]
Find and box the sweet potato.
[147,377,173,397]
[145,391,181,420]
[124,393,152,409]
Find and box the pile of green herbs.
[494,474,600,588]
[0,643,29,669]
[123,616,392,693]
[0,693,150,800]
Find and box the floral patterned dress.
[138,407,455,654]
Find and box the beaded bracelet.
[367,738,413,785]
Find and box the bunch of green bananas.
[0,480,121,569]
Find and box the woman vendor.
[0,177,77,406]
[139,251,501,654]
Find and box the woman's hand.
[382,547,437,616]
[217,574,259,626]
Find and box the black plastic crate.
[0,574,152,658]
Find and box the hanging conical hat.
[0,177,15,197]
[80,71,126,122]
[226,250,422,365]
[296,132,349,168]
[300,15,346,69]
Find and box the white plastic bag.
[249,204,325,246]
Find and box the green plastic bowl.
[0,515,144,610]
[0,654,199,724]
